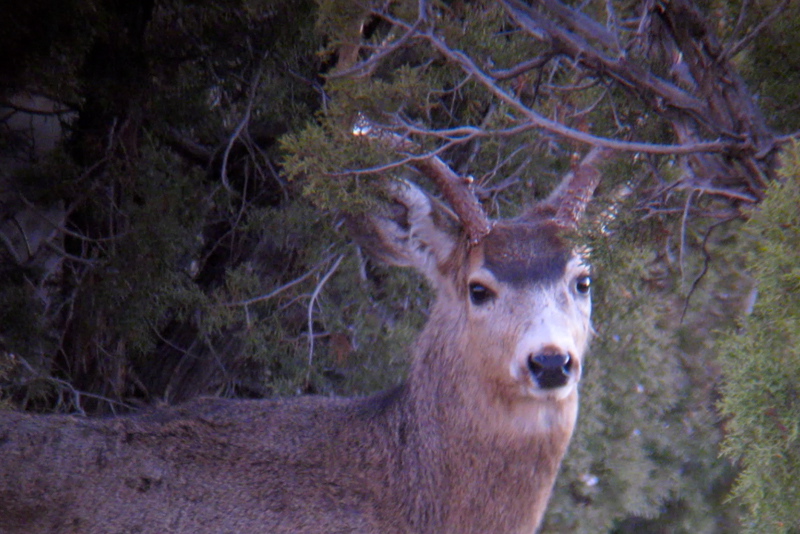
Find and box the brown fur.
[0,185,591,533]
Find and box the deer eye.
[575,275,591,295]
[468,282,495,306]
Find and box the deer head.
[350,149,602,442]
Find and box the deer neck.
[396,299,576,531]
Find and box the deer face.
[462,220,592,404]
[350,178,595,413]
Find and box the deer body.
[0,179,594,533]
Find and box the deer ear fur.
[347,180,461,283]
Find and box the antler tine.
[354,115,492,245]
[546,147,610,227]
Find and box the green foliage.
[281,118,388,213]
[89,144,208,356]
[718,145,800,534]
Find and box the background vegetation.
[1,0,798,531]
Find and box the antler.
[354,115,492,245]
[544,147,610,228]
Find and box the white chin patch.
[540,381,576,401]
[521,376,576,401]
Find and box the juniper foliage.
[718,145,800,534]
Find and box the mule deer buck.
[0,147,602,533]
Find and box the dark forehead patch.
[482,221,571,286]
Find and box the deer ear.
[348,180,461,283]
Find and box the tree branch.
[723,0,790,61]
[305,254,344,387]
[415,26,731,155]
[503,0,710,119]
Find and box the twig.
[18,195,125,243]
[604,0,623,55]
[221,61,264,195]
[680,214,740,323]
[490,55,553,80]
[678,189,696,280]
[305,254,345,387]
[723,0,789,61]
[42,240,99,266]
[9,355,135,415]
[730,0,751,43]
[223,256,335,307]
[327,18,424,79]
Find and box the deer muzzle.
[527,353,572,389]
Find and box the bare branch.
[0,96,76,116]
[730,0,751,41]
[723,0,790,61]
[305,254,345,387]
[224,254,336,307]
[9,355,135,415]
[490,55,553,81]
[535,0,622,53]
[221,57,266,195]
[328,19,425,79]
[503,0,710,119]
[165,128,214,164]
[678,189,696,280]
[679,214,740,323]
[416,27,730,155]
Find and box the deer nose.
[527,353,572,389]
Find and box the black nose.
[527,354,572,389]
